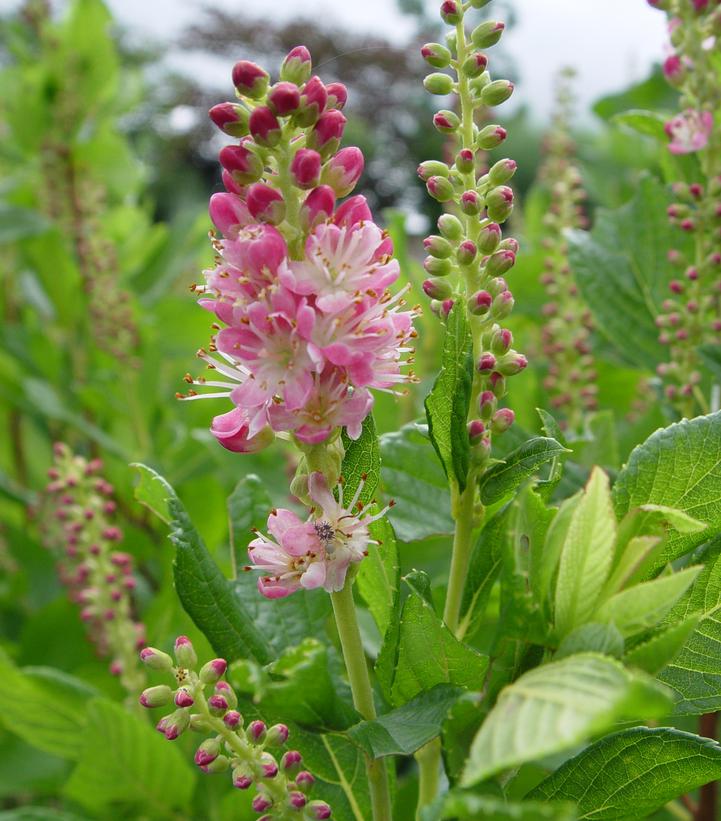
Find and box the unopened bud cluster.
[41,443,144,693]
[649,0,721,412]
[421,0,525,464]
[139,637,331,819]
[537,70,597,431]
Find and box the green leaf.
[380,424,454,542]
[131,462,172,524]
[555,469,616,637]
[356,516,399,638]
[227,474,272,570]
[613,412,721,570]
[347,684,462,758]
[0,203,49,244]
[341,413,381,506]
[424,302,474,491]
[390,572,488,706]
[556,623,624,660]
[595,565,701,637]
[698,343,721,382]
[569,176,691,369]
[479,436,569,506]
[530,727,721,819]
[536,491,581,618]
[442,794,576,821]
[612,108,668,141]
[0,811,88,821]
[461,653,671,785]
[64,699,194,816]
[624,614,701,674]
[594,69,678,121]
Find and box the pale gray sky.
[2,0,670,122]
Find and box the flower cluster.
[181,47,417,449]
[139,636,331,819]
[648,0,721,413]
[246,471,391,598]
[538,69,597,432]
[419,1,525,467]
[41,444,144,693]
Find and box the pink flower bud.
[478,222,502,253]
[249,107,282,147]
[321,146,364,197]
[468,420,485,445]
[477,353,497,374]
[174,689,194,708]
[174,635,197,669]
[433,109,460,133]
[281,750,303,776]
[222,168,243,195]
[195,738,220,767]
[210,407,274,453]
[455,148,475,174]
[208,192,250,237]
[421,42,452,69]
[208,694,229,715]
[300,185,336,231]
[246,183,286,224]
[477,124,507,150]
[252,795,273,813]
[259,751,279,778]
[307,109,347,156]
[296,771,316,793]
[457,240,477,266]
[486,250,516,276]
[248,720,267,743]
[491,408,515,434]
[325,81,348,109]
[289,791,308,809]
[307,801,332,820]
[489,158,518,186]
[663,54,684,86]
[492,290,515,319]
[266,723,290,746]
[499,237,519,254]
[423,277,453,300]
[478,390,497,420]
[424,234,453,258]
[280,45,312,86]
[208,102,249,137]
[291,148,322,189]
[297,75,328,126]
[333,194,372,226]
[486,185,514,222]
[199,658,228,684]
[139,685,173,708]
[468,290,493,316]
[267,81,301,115]
[232,762,254,789]
[157,709,190,740]
[440,0,461,25]
[460,190,482,216]
[232,60,269,99]
[426,175,454,202]
[491,327,513,354]
[496,351,528,376]
[223,710,243,729]
[218,143,263,186]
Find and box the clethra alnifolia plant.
[649,0,721,415]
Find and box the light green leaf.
[530,727,721,819]
[556,623,624,660]
[555,469,616,637]
[613,412,721,570]
[64,699,194,816]
[425,302,474,491]
[595,565,701,637]
[356,516,399,638]
[537,491,581,618]
[461,653,671,785]
[347,684,462,758]
[443,793,576,820]
[0,203,49,244]
[625,614,701,674]
[612,108,668,140]
[131,462,171,524]
[480,436,570,506]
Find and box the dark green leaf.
[227,474,272,572]
[0,203,49,244]
[356,516,399,638]
[341,413,381,506]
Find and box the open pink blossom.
[664,109,713,154]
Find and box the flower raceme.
[181,48,418,450]
[247,472,392,598]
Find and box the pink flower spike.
[210,407,274,453]
[209,193,251,237]
[291,148,323,189]
[322,146,365,197]
[665,109,713,154]
[246,183,286,225]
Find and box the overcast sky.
[2,0,670,123]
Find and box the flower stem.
[331,580,392,821]
[415,738,441,821]
[443,482,477,634]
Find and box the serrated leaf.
[555,469,616,637]
[346,684,462,758]
[613,412,721,570]
[624,614,701,674]
[227,474,272,571]
[341,413,381,506]
[424,302,474,491]
[530,727,721,819]
[442,793,576,820]
[537,491,581,618]
[461,653,671,786]
[131,462,171,524]
[64,698,194,815]
[356,516,398,638]
[479,436,569,506]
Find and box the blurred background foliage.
[0,0,693,817]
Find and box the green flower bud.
[426,175,455,203]
[437,213,464,241]
[478,222,502,253]
[486,185,514,222]
[462,52,489,79]
[423,234,453,258]
[488,158,518,186]
[417,160,450,181]
[433,109,461,134]
[174,636,197,669]
[471,20,505,49]
[470,0,492,6]
[470,71,491,96]
[139,685,173,709]
[424,255,453,276]
[202,755,230,774]
[139,647,174,672]
[477,124,507,150]
[421,42,452,69]
[424,73,454,95]
[481,79,514,107]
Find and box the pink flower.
[665,109,713,154]
[210,407,274,453]
[248,472,390,597]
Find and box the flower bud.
[208,193,249,236]
[300,185,336,231]
[489,158,517,186]
[470,71,491,96]
[247,720,267,743]
[491,408,515,434]
[482,79,514,106]
[194,738,221,768]
[223,710,243,729]
[440,0,461,24]
[462,52,488,78]
[468,420,486,445]
[307,110,346,157]
[249,107,282,147]
[455,148,475,175]
[496,350,527,376]
[424,234,453,258]
[157,709,190,740]
[325,82,348,110]
[297,76,328,127]
[207,694,229,715]
[457,240,477,266]
[290,148,322,189]
[232,60,269,99]
[438,213,464,240]
[418,160,450,181]
[433,109,460,133]
[258,751,279,778]
[321,146,364,196]
[477,353,496,374]
[492,290,515,319]
[424,72,454,95]
[478,222,502,253]
[295,771,316,793]
[252,794,273,813]
[232,761,254,789]
[201,755,229,774]
[486,250,516,276]
[208,102,249,137]
[307,800,332,819]
[499,237,519,254]
[189,713,211,733]
[219,144,264,186]
[424,255,452,276]
[280,46,312,86]
[174,688,194,708]
[421,42,452,68]
[174,636,197,669]
[427,175,455,202]
[470,0,492,7]
[471,20,505,48]
[266,723,290,746]
[139,647,174,672]
[199,658,228,684]
[468,290,493,316]
[490,327,513,354]
[460,190,482,216]
[486,186,514,222]
[423,277,453,300]
[490,371,507,398]
[267,81,301,116]
[215,680,238,708]
[281,750,303,777]
[478,390,497,420]
[289,791,308,809]
[485,133,511,162]
[247,183,286,224]
[139,685,173,709]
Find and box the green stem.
[331,580,392,821]
[415,738,441,821]
[443,482,477,634]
